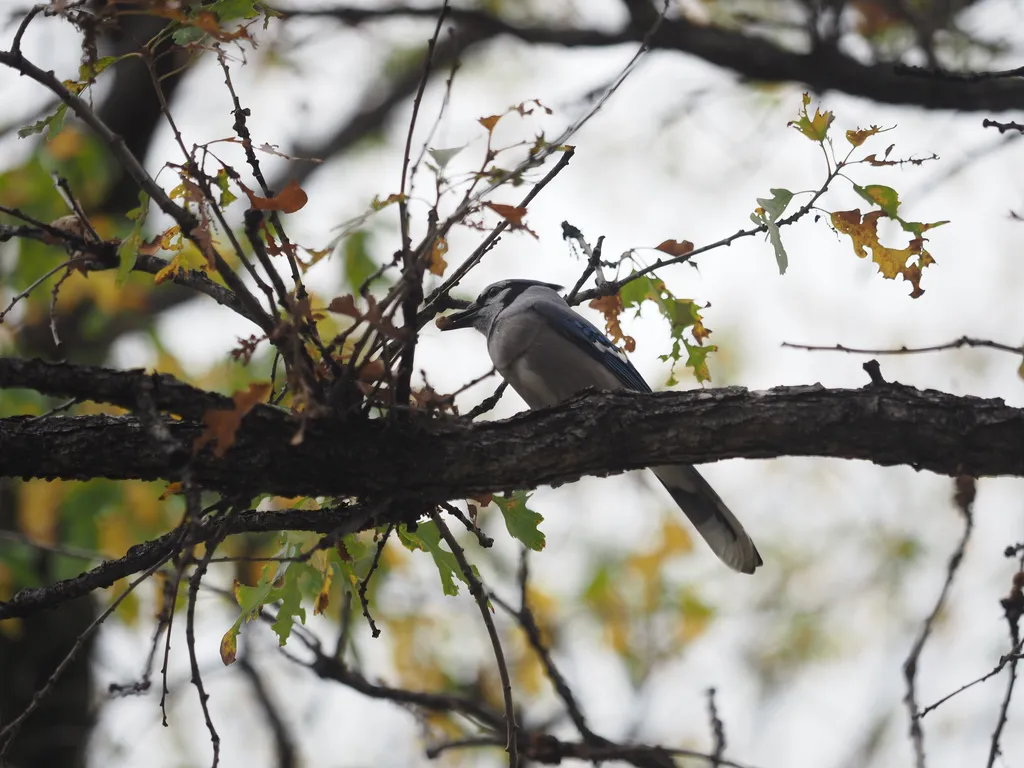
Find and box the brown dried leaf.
[655,239,694,258]
[194,382,272,458]
[240,179,308,214]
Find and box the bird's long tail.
[651,464,762,574]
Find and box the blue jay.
[440,279,762,574]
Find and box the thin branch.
[393,2,450,408]
[441,502,493,548]
[574,157,844,304]
[357,524,392,638]
[707,688,726,767]
[986,547,1024,768]
[782,336,1024,357]
[430,510,518,767]
[464,380,509,420]
[491,550,602,742]
[418,146,575,327]
[902,476,974,768]
[185,521,227,768]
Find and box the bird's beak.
[438,302,481,331]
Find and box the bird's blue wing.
[531,300,652,394]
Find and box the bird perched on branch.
[439,278,762,574]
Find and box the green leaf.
[209,0,262,20]
[172,25,205,46]
[267,563,306,645]
[855,184,901,218]
[399,522,470,596]
[18,104,68,141]
[343,231,377,292]
[427,145,466,170]
[618,274,715,383]
[756,188,793,221]
[79,55,125,82]
[221,540,308,664]
[898,218,949,236]
[214,168,237,207]
[683,340,717,384]
[494,491,545,551]
[752,188,793,275]
[117,191,149,286]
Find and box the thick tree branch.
[276,3,1024,112]
[3,359,1024,501]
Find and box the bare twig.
[464,380,509,420]
[783,336,1024,357]
[393,2,451,408]
[986,547,1024,768]
[430,510,517,767]
[357,524,392,638]
[903,476,974,768]
[441,502,493,548]
[492,550,600,742]
[707,688,726,767]
[185,524,227,768]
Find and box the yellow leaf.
[831,209,933,298]
[788,93,834,142]
[428,236,448,276]
[846,125,891,147]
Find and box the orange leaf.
[193,382,272,458]
[588,294,636,353]
[486,203,526,226]
[159,482,184,500]
[241,179,308,214]
[655,239,694,258]
[429,236,448,276]
[479,114,501,133]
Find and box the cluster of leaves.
[591,270,716,384]
[755,93,946,298]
